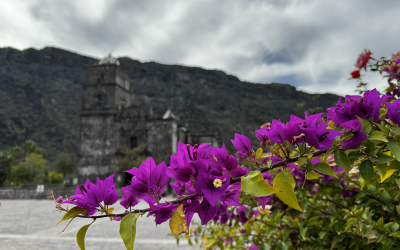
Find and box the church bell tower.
[78,54,131,183]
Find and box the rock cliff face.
[0,46,340,160]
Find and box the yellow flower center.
[213,179,222,188]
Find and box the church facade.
[77,55,218,183]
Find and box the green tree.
[53,153,76,180]
[48,171,63,184]
[0,140,46,186]
[8,153,48,186]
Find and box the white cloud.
[0,0,399,96]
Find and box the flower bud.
[56,196,63,203]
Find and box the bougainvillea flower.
[249,244,260,250]
[303,121,343,150]
[181,198,200,227]
[350,70,361,78]
[231,133,252,154]
[97,174,118,206]
[254,196,271,210]
[175,141,213,164]
[193,198,218,225]
[170,181,196,196]
[123,157,170,205]
[167,156,196,182]
[126,176,149,197]
[196,171,230,206]
[340,119,367,149]
[120,186,140,209]
[85,185,104,208]
[386,99,400,125]
[231,166,250,178]
[237,205,259,224]
[285,120,303,144]
[148,203,177,225]
[326,89,389,126]
[129,158,169,191]
[213,204,229,224]
[255,127,270,145]
[267,119,289,144]
[236,151,248,162]
[220,188,240,206]
[61,195,97,215]
[355,49,374,70]
[213,144,229,170]
[225,155,238,171]
[362,89,390,122]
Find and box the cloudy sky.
[1,0,399,96]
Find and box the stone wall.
[78,115,120,183]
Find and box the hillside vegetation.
[0,47,340,160]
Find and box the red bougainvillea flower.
[355,49,374,70]
[350,70,361,78]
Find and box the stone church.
[78,55,218,183]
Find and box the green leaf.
[120,213,140,250]
[389,223,399,233]
[305,161,313,172]
[359,160,374,185]
[256,148,263,159]
[331,235,344,249]
[298,157,307,166]
[241,171,280,197]
[363,140,375,155]
[273,170,303,212]
[334,151,350,174]
[321,148,335,163]
[277,242,288,250]
[375,162,388,176]
[368,131,388,142]
[377,217,384,229]
[306,170,323,180]
[348,151,365,163]
[342,134,354,141]
[299,226,307,240]
[376,123,389,135]
[356,116,372,135]
[390,160,400,170]
[391,126,400,135]
[313,162,337,178]
[373,152,395,164]
[58,206,88,224]
[387,141,400,161]
[77,221,94,250]
[395,179,400,188]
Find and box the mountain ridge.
[0,46,340,161]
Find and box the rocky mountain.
[0,46,340,161]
